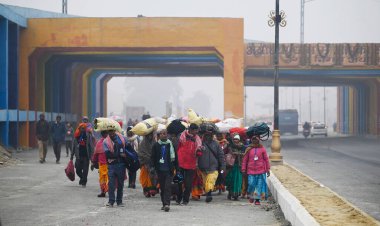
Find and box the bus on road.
[279,109,299,135]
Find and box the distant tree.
[183,90,211,117]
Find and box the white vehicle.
[311,123,328,137]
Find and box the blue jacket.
[50,122,66,142]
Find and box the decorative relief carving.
[310,43,335,66]
[343,43,367,65]
[245,43,379,68]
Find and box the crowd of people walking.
[36,113,271,212]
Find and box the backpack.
[125,144,140,172]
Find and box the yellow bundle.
[94,117,122,133]
[131,118,158,136]
[188,109,203,126]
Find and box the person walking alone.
[65,122,74,157]
[50,115,66,164]
[36,113,50,163]
[71,123,95,187]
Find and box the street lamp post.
[268,0,286,165]
[323,86,326,125]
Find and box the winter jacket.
[71,132,95,160]
[103,133,129,165]
[151,141,178,175]
[177,132,201,170]
[50,122,66,142]
[36,119,50,141]
[241,147,270,175]
[198,140,226,172]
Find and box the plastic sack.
[188,109,203,125]
[131,118,158,136]
[166,114,177,125]
[94,117,122,133]
[156,123,167,133]
[223,118,243,128]
[229,127,247,141]
[65,160,75,181]
[215,121,234,133]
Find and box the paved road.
[278,136,380,221]
[0,149,282,226]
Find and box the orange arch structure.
[18,17,244,147]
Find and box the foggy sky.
[3,0,378,125]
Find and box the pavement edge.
[285,163,380,226]
[267,170,320,226]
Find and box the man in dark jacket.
[198,129,226,203]
[71,123,95,187]
[50,115,66,163]
[36,113,50,163]
[151,129,178,212]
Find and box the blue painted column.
[8,21,19,148]
[0,18,9,147]
[341,86,349,134]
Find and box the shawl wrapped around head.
[74,123,88,139]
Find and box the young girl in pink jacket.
[241,135,270,205]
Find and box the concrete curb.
[267,171,320,226]
[286,163,380,226]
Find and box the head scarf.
[74,123,88,138]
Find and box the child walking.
[151,129,178,212]
[241,135,270,205]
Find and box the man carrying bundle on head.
[138,132,158,197]
[197,123,226,203]
[126,126,139,189]
[225,133,245,201]
[71,123,95,187]
[177,123,202,205]
[103,126,128,207]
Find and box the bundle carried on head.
[130,118,158,136]
[94,118,122,133]
[167,119,187,135]
[246,122,270,141]
[229,127,247,141]
[199,122,219,135]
